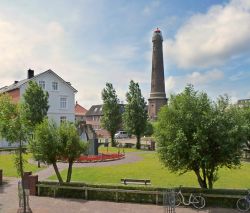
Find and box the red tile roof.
[75,102,87,115]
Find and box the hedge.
[37,181,248,208]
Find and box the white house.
[0,69,77,147]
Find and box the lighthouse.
[148,28,167,120]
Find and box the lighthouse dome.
[152,28,163,42]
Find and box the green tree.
[58,121,87,182]
[30,119,63,184]
[123,80,148,149]
[144,121,154,137]
[101,83,121,147]
[23,80,49,168]
[23,80,49,129]
[155,85,246,189]
[240,106,250,149]
[0,94,30,213]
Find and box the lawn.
[98,145,143,153]
[0,153,46,177]
[49,152,250,189]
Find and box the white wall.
[0,70,77,147]
[19,71,76,125]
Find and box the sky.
[0,0,250,109]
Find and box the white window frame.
[38,80,45,89]
[60,97,67,109]
[52,81,58,91]
[60,116,67,123]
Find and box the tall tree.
[123,80,148,149]
[23,81,49,168]
[101,83,121,147]
[30,119,63,184]
[58,121,87,182]
[240,106,250,149]
[23,80,49,129]
[0,94,30,213]
[155,85,246,189]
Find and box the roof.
[85,104,103,116]
[85,104,125,116]
[0,69,77,94]
[75,102,88,116]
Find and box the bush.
[37,181,247,208]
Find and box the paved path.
[0,179,238,213]
[0,151,239,212]
[31,152,144,180]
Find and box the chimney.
[27,69,34,79]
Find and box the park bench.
[123,143,135,148]
[121,178,151,185]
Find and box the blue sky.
[0,0,250,108]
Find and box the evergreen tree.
[23,80,49,129]
[123,80,147,149]
[101,83,121,147]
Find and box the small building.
[0,69,77,125]
[85,104,125,138]
[0,69,78,147]
[75,101,87,122]
[237,99,250,108]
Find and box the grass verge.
[0,153,46,177]
[49,153,250,189]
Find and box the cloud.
[229,71,250,81]
[0,15,150,109]
[165,69,224,94]
[165,0,250,68]
[143,0,160,16]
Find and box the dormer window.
[39,80,45,89]
[52,82,58,91]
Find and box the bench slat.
[121,178,151,185]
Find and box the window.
[52,82,58,91]
[60,116,66,123]
[60,97,67,109]
[39,80,45,89]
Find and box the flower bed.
[76,153,125,163]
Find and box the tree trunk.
[66,161,73,183]
[207,168,215,189]
[111,134,116,147]
[194,169,207,189]
[136,135,141,149]
[19,140,26,213]
[52,162,63,184]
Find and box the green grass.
[98,145,143,153]
[0,153,46,177]
[49,153,250,189]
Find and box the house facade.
[0,69,77,147]
[75,101,87,122]
[85,104,125,138]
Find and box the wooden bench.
[121,178,151,185]
[123,143,135,148]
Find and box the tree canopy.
[30,119,63,183]
[58,121,87,182]
[0,94,30,212]
[155,85,246,189]
[101,83,121,147]
[23,80,49,129]
[123,80,147,149]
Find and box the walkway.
[0,179,238,213]
[31,152,144,180]
[0,151,238,213]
